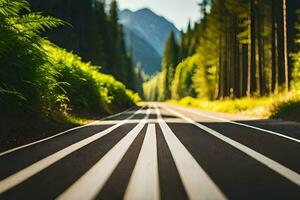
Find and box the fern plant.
[0,0,66,114]
[0,0,138,118]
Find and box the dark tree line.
[28,0,137,90]
[194,0,300,98]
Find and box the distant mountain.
[120,8,181,75]
[123,28,162,75]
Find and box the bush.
[42,42,138,115]
[291,52,300,95]
[270,98,300,121]
[171,55,198,100]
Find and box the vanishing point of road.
[0,103,300,199]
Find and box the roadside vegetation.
[144,0,300,122]
[0,0,140,149]
[169,94,300,121]
[169,97,274,117]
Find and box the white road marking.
[168,104,300,143]
[0,108,143,194]
[163,105,300,187]
[124,124,160,200]
[0,107,136,157]
[56,108,151,200]
[155,107,227,200]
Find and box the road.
[0,103,300,200]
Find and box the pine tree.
[28,0,136,91]
[162,32,179,99]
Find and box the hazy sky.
[117,0,201,30]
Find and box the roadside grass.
[168,94,300,121]
[270,98,300,121]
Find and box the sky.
[117,0,201,31]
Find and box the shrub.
[42,42,138,115]
[270,98,300,121]
[171,55,198,100]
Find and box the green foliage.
[0,0,139,119]
[192,55,217,100]
[145,0,300,102]
[27,0,136,90]
[171,56,198,99]
[291,11,300,95]
[162,32,179,71]
[0,0,65,114]
[178,22,200,61]
[291,52,300,95]
[161,32,179,99]
[171,95,300,121]
[270,98,300,122]
[41,42,138,115]
[0,0,29,16]
[170,96,274,117]
[143,71,167,101]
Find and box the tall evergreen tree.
[28,0,136,91]
[146,0,299,101]
[162,32,179,99]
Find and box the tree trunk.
[271,0,277,93]
[283,0,289,95]
[247,0,256,97]
[257,2,265,96]
[277,0,284,86]
[250,0,256,95]
[218,33,223,98]
[247,22,251,97]
[242,44,248,97]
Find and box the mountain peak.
[119,8,181,75]
[135,8,154,14]
[122,9,133,13]
[120,8,181,54]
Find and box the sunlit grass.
[169,94,300,121]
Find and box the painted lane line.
[0,106,137,157]
[155,107,227,200]
[168,104,300,143]
[56,108,151,200]
[0,108,144,194]
[163,105,300,187]
[124,124,160,200]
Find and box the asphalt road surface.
[0,103,300,200]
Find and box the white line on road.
[56,108,151,200]
[163,105,300,187]
[0,107,136,157]
[0,107,144,194]
[155,106,227,200]
[168,104,300,143]
[124,124,160,200]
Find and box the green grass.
[169,95,300,121]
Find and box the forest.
[143,0,300,120]
[27,0,143,91]
[0,0,140,146]
[1,0,300,147]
